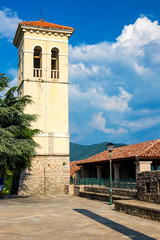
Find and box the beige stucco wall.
[135,161,152,179]
[17,28,70,156]
[18,30,68,84]
[22,80,69,155]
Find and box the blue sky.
[1,0,160,145]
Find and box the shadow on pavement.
[74,209,156,240]
[0,194,29,200]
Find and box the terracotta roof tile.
[137,140,160,158]
[20,21,74,31]
[70,161,82,177]
[70,139,160,176]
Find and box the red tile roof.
[13,20,74,48]
[70,161,82,177]
[136,140,160,158]
[70,139,160,176]
[20,21,74,31]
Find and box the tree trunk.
[10,172,20,194]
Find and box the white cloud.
[69,17,160,80]
[69,63,110,80]
[91,112,128,135]
[69,84,132,112]
[115,17,160,49]
[0,8,22,41]
[69,42,114,64]
[69,16,160,143]
[122,115,160,132]
[119,87,132,101]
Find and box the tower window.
[33,46,42,77]
[34,46,42,68]
[51,48,59,79]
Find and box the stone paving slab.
[0,195,160,240]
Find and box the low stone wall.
[137,171,160,203]
[114,200,160,222]
[65,185,84,196]
[84,186,137,198]
[64,185,69,194]
[65,185,137,198]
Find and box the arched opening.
[51,48,59,79]
[33,46,42,77]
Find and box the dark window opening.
[51,48,59,70]
[34,58,40,68]
[51,59,57,70]
[34,46,42,69]
[52,50,58,58]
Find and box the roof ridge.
[136,139,160,158]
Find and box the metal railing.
[51,70,59,79]
[33,68,42,78]
[70,177,137,189]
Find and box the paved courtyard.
[0,195,160,240]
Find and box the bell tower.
[13,19,74,195]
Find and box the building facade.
[71,139,160,181]
[13,19,74,195]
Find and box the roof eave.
[13,23,74,48]
[76,156,136,165]
[136,156,160,160]
[20,23,75,36]
[13,23,22,48]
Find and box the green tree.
[0,73,40,194]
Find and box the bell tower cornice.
[13,20,74,48]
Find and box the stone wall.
[19,155,70,195]
[65,185,137,198]
[137,170,160,203]
[114,200,160,222]
[64,184,70,194]
[74,185,84,196]
[84,186,137,198]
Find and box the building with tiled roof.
[70,139,160,180]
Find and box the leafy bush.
[3,170,13,195]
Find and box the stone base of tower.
[18,155,70,195]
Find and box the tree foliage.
[0,73,10,92]
[0,73,40,175]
